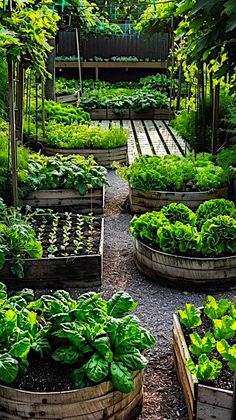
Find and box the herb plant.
[216,340,236,372]
[0,287,155,393]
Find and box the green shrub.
[196,199,236,229]
[45,123,128,149]
[216,146,236,169]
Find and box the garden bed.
[133,237,236,291]
[23,186,105,214]
[0,370,143,420]
[129,186,229,213]
[43,145,127,169]
[173,313,233,420]
[1,214,104,289]
[89,108,172,120]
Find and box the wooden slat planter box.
[0,370,143,420]
[0,219,104,289]
[43,145,127,169]
[129,186,229,214]
[56,93,78,104]
[55,60,168,69]
[23,187,105,214]
[173,314,233,419]
[133,237,236,291]
[89,108,172,120]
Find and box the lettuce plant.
[117,154,228,192]
[196,199,236,229]
[186,354,222,381]
[203,296,231,320]
[161,203,196,226]
[178,304,202,330]
[0,287,155,393]
[213,316,236,340]
[216,340,236,372]
[189,332,216,358]
[200,216,236,256]
[157,222,198,254]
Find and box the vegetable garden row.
[0,1,236,419]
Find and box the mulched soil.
[7,170,236,419]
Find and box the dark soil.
[6,170,236,419]
[32,213,101,257]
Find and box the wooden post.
[176,61,183,111]
[42,82,46,140]
[8,60,18,207]
[231,373,236,420]
[45,39,56,101]
[212,83,220,155]
[75,28,82,96]
[15,64,24,144]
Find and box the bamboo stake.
[211,83,220,155]
[8,60,18,207]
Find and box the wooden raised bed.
[89,108,172,120]
[23,186,105,214]
[56,93,78,104]
[129,186,229,214]
[133,237,236,291]
[0,370,143,419]
[173,314,233,419]
[0,219,104,289]
[43,145,127,169]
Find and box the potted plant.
[0,286,155,419]
[130,199,236,290]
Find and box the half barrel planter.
[43,145,128,169]
[129,186,229,214]
[173,313,233,419]
[0,370,143,420]
[0,219,104,289]
[133,237,236,291]
[23,186,105,214]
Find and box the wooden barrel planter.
[129,186,229,214]
[0,220,104,289]
[43,145,127,169]
[0,370,143,420]
[23,186,105,214]
[133,237,236,291]
[173,314,233,420]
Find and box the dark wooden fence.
[57,31,169,61]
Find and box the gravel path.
[103,170,236,420]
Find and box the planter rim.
[134,237,236,262]
[130,185,228,195]
[43,145,127,152]
[0,367,140,396]
[0,377,115,396]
